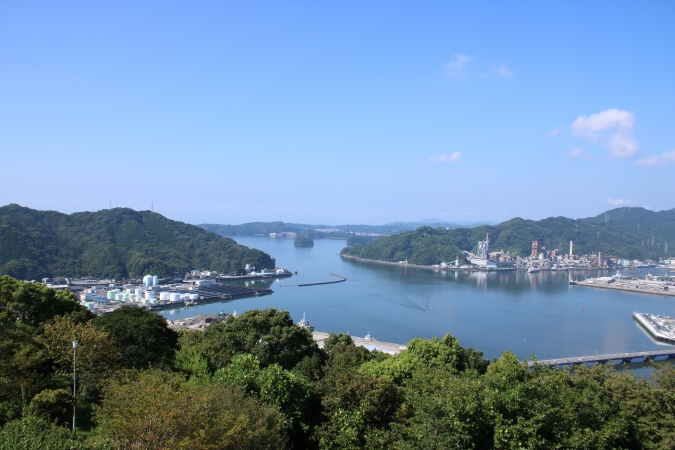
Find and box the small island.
[294,235,314,247]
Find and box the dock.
[529,348,675,368]
[576,277,675,297]
[312,331,407,355]
[633,312,675,344]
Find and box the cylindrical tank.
[150,298,158,305]
[189,294,199,300]
[135,288,143,297]
[142,299,149,305]
[169,293,181,302]
[128,294,135,301]
[159,292,170,301]
[84,302,95,311]
[145,291,155,299]
[115,293,123,301]
[143,275,153,288]
[152,275,159,286]
[107,291,116,300]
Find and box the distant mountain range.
[340,207,675,265]
[200,219,496,238]
[0,204,275,280]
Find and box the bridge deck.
[529,348,675,368]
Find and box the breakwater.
[280,273,347,288]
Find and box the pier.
[312,331,407,355]
[576,277,675,297]
[528,349,675,368]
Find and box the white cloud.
[445,54,473,76]
[635,150,675,167]
[492,64,514,77]
[566,147,583,158]
[427,152,462,163]
[570,108,638,158]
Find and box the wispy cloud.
[445,54,473,77]
[492,64,514,77]
[570,108,638,158]
[608,198,636,206]
[566,147,583,158]
[427,152,461,163]
[546,127,562,138]
[635,150,675,167]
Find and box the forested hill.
[0,204,275,280]
[341,207,675,265]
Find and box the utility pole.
[72,340,78,431]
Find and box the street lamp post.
[72,340,78,431]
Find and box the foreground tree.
[93,306,178,370]
[93,369,285,449]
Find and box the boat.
[232,310,239,318]
[364,332,375,341]
[296,313,315,331]
[527,266,540,273]
[216,310,227,317]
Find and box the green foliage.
[26,388,73,426]
[0,275,85,327]
[0,416,85,450]
[342,206,675,263]
[93,306,178,370]
[2,281,675,449]
[294,235,314,247]
[0,204,275,279]
[214,354,311,440]
[94,369,285,449]
[190,309,322,372]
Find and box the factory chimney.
[569,240,574,257]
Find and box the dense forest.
[341,207,675,265]
[1,275,674,449]
[0,204,275,280]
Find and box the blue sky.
[1,1,673,225]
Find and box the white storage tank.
[150,298,158,305]
[143,275,153,288]
[115,293,123,301]
[135,288,143,297]
[159,292,170,301]
[152,275,159,286]
[145,291,155,299]
[169,293,181,302]
[84,302,95,311]
[189,294,199,300]
[142,299,149,305]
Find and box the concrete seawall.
[312,331,407,355]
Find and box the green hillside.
[341,207,675,265]
[0,204,275,280]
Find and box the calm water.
[161,236,675,361]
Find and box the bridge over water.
[528,348,675,368]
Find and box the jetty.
[312,331,407,355]
[633,312,675,344]
[529,349,675,368]
[340,254,514,271]
[280,273,347,288]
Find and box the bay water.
[161,236,675,362]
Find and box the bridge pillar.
[666,354,675,360]
[622,358,633,364]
